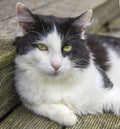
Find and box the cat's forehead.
[35,15,72,39]
[36,15,78,46]
[38,25,62,49]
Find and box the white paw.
[54,110,77,126]
[61,112,77,126]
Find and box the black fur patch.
[86,34,110,71]
[13,32,39,55]
[87,34,120,54]
[96,65,113,89]
[62,38,90,68]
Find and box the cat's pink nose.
[51,64,61,71]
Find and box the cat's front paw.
[55,110,77,126]
[61,112,77,126]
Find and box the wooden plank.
[0,65,19,119]
[88,0,120,33]
[0,0,106,21]
[67,113,120,129]
[0,0,106,37]
[0,0,59,37]
[99,17,120,38]
[0,105,62,129]
[0,0,58,21]
[34,0,106,16]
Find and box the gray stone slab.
[0,0,106,37]
[0,0,57,21]
[87,0,120,33]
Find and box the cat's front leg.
[24,102,77,126]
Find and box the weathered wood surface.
[0,0,119,38]
[0,105,62,129]
[88,0,120,33]
[100,17,120,37]
[0,0,106,21]
[0,0,106,37]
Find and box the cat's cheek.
[37,64,54,74]
[59,59,72,73]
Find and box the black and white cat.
[13,2,120,126]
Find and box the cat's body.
[13,3,120,126]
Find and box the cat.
[13,2,120,126]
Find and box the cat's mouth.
[50,72,60,76]
[47,71,61,77]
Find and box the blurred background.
[0,0,120,38]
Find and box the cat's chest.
[38,82,80,103]
[26,77,101,105]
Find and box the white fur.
[15,26,120,126]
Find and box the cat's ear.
[16,2,36,36]
[73,9,93,28]
[72,10,93,39]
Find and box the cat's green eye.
[63,45,72,52]
[38,44,48,51]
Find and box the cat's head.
[13,2,92,79]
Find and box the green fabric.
[1,104,120,129]
[0,37,15,70]
[67,113,120,129]
[0,65,19,119]
[0,105,62,129]
[0,37,18,119]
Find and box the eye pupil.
[63,45,72,52]
[38,44,47,51]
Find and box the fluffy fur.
[13,3,120,126]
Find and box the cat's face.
[14,3,92,78]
